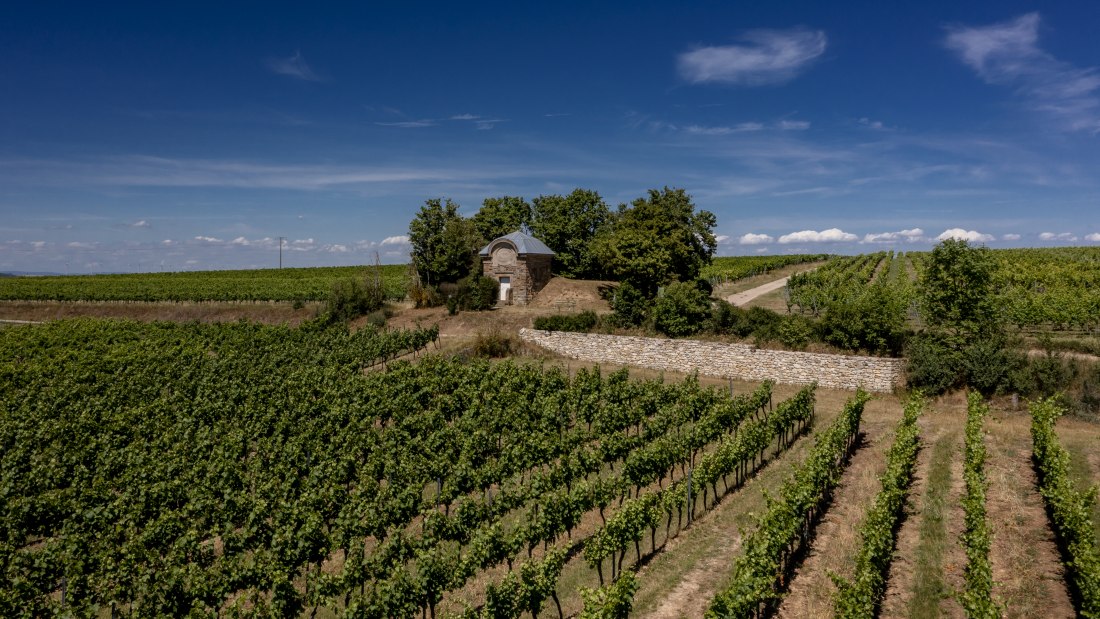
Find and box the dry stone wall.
[519,328,904,392]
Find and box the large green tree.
[919,238,1000,343]
[408,198,481,286]
[591,187,717,296]
[529,189,611,279]
[909,238,1016,394]
[471,196,532,243]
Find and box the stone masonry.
[519,328,904,392]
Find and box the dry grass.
[776,407,896,618]
[984,405,1075,618]
[742,287,794,313]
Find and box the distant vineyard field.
[702,254,829,285]
[906,246,1100,331]
[0,264,408,302]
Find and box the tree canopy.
[408,198,481,286]
[592,187,716,296]
[919,238,999,343]
[528,189,611,279]
[471,196,532,243]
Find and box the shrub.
[962,335,1025,396]
[777,315,814,349]
[652,281,711,337]
[906,333,963,394]
[819,285,907,355]
[609,281,648,327]
[472,331,514,358]
[409,281,442,308]
[322,277,384,324]
[707,300,749,336]
[534,311,599,332]
[458,275,499,311]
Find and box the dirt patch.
[984,407,1075,618]
[642,534,742,619]
[776,414,894,618]
[725,276,793,308]
[879,418,945,618]
[525,277,613,312]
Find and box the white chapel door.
[499,276,511,302]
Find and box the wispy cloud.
[863,228,925,243]
[474,119,506,130]
[375,120,436,128]
[858,117,889,131]
[265,50,325,82]
[129,219,151,228]
[1,155,530,190]
[738,233,774,245]
[944,13,1100,132]
[1002,233,1022,241]
[937,228,994,242]
[778,228,857,243]
[678,28,827,86]
[778,120,810,131]
[684,122,764,135]
[1038,231,1078,241]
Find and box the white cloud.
[194,236,224,244]
[937,228,994,242]
[715,234,731,243]
[778,228,857,244]
[66,241,96,249]
[684,122,764,135]
[945,13,1100,132]
[375,120,436,128]
[381,235,410,246]
[129,219,151,228]
[778,120,810,130]
[738,233,774,245]
[1086,233,1100,242]
[323,244,349,253]
[162,239,175,245]
[1002,233,1021,241]
[858,117,887,130]
[863,228,925,243]
[266,50,324,82]
[475,119,506,130]
[677,28,827,86]
[1038,232,1078,241]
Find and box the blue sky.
[2,1,1100,273]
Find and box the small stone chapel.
[479,231,555,305]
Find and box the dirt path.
[776,416,894,618]
[632,397,845,619]
[983,409,1075,618]
[879,421,944,618]
[725,276,792,307]
[880,400,966,619]
[642,534,742,619]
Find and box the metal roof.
[478,230,556,256]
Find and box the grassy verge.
[1063,440,1100,545]
[908,432,954,619]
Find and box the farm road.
[725,275,791,307]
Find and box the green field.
[0,264,408,302]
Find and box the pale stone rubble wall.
[519,328,904,392]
